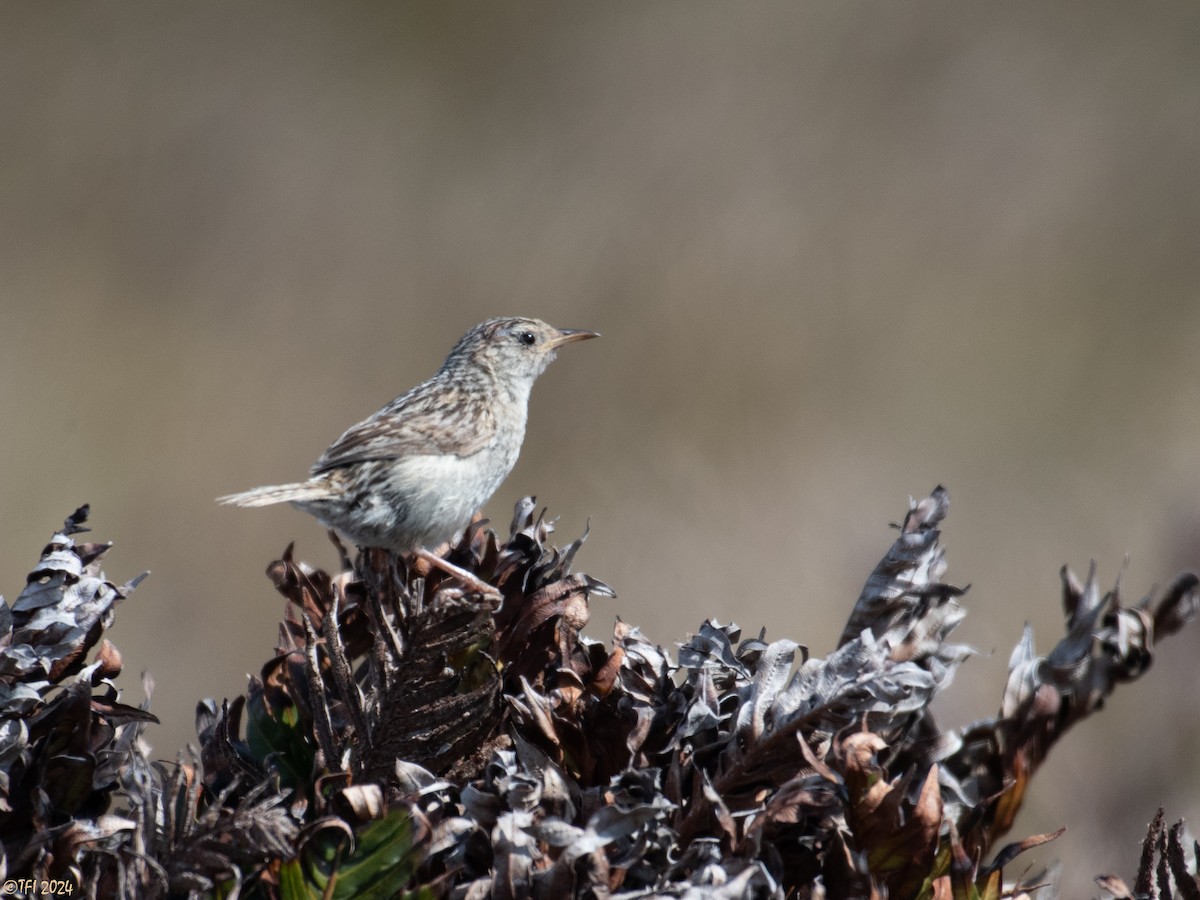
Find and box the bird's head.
[446,317,599,386]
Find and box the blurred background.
[2,3,1198,892]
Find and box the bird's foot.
[413,547,502,602]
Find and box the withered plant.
[1,490,1197,898]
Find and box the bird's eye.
[517,331,537,346]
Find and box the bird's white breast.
[378,440,520,547]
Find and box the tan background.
[3,3,1199,892]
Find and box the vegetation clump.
[1,490,1197,898]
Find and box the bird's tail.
[217,482,332,508]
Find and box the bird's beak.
[549,328,600,348]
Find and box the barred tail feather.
[217,482,332,508]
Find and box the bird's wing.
[311,383,497,474]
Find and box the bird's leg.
[413,547,501,600]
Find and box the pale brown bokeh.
[2,4,1199,893]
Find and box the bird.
[218,317,598,594]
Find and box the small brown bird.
[219,317,598,593]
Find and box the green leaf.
[245,684,315,792]
[915,841,952,900]
[279,859,317,900]
[300,809,427,900]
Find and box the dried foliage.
[0,506,155,888]
[1096,809,1200,900]
[0,489,1197,898]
